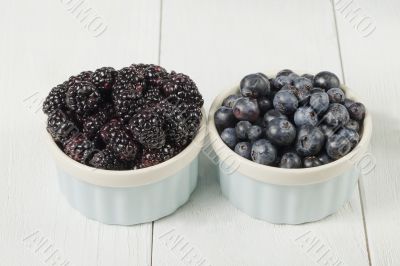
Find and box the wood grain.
[335,0,400,265]
[154,0,369,265]
[0,0,160,265]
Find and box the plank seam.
[330,1,372,265]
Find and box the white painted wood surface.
[0,0,160,265]
[334,0,400,265]
[0,0,398,265]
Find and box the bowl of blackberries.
[43,63,206,225]
[208,69,372,224]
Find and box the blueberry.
[266,118,296,146]
[222,94,241,108]
[310,87,325,94]
[232,97,260,122]
[288,72,300,82]
[240,73,271,98]
[301,73,314,81]
[280,152,302,168]
[220,128,237,149]
[276,69,293,77]
[234,142,252,159]
[235,121,252,139]
[295,125,325,156]
[310,91,330,115]
[263,109,288,125]
[344,98,355,109]
[303,156,323,168]
[257,97,272,114]
[295,88,311,105]
[345,119,360,132]
[214,106,237,132]
[318,153,332,164]
[348,102,366,121]
[273,75,292,90]
[326,133,352,159]
[314,71,340,91]
[273,90,299,115]
[338,128,360,148]
[294,106,318,127]
[322,103,350,127]
[327,88,345,103]
[248,125,263,142]
[251,139,277,165]
[293,77,313,91]
[319,124,340,138]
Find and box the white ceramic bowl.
[208,78,372,224]
[47,111,207,225]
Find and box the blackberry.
[138,143,176,168]
[64,134,97,164]
[143,64,168,88]
[161,102,202,147]
[161,72,204,108]
[114,66,146,95]
[99,118,123,143]
[141,86,163,106]
[43,84,68,115]
[107,130,139,160]
[47,110,79,144]
[112,87,144,121]
[66,81,101,115]
[90,148,129,170]
[92,67,117,92]
[67,71,93,87]
[130,110,166,149]
[82,106,113,138]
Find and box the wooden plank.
[0,0,160,265]
[154,0,369,265]
[334,0,400,265]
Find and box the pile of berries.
[43,64,203,170]
[214,70,366,168]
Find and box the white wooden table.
[1,0,399,265]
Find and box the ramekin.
[208,78,372,224]
[47,111,207,225]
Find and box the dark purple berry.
[220,128,237,149]
[257,97,272,114]
[323,103,350,127]
[276,69,293,77]
[247,125,263,142]
[266,118,296,146]
[64,134,97,164]
[293,77,313,91]
[273,90,299,115]
[337,128,360,148]
[345,119,360,132]
[301,73,314,81]
[263,109,288,125]
[222,94,241,108]
[348,102,366,121]
[310,92,330,114]
[326,134,352,159]
[66,81,101,115]
[280,152,302,168]
[314,71,340,91]
[235,121,252,139]
[240,73,271,98]
[303,156,323,168]
[295,125,325,157]
[43,84,68,115]
[234,142,252,159]
[251,139,277,165]
[90,148,129,170]
[273,75,292,90]
[232,97,260,122]
[327,88,345,103]
[294,106,318,127]
[130,110,166,149]
[318,153,332,165]
[92,67,117,92]
[214,106,237,132]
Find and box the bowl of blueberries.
[208,69,372,224]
